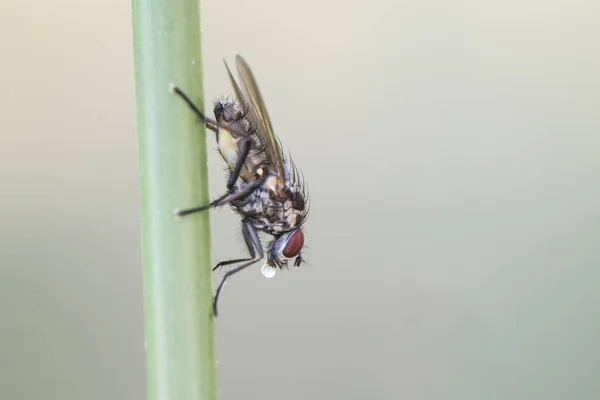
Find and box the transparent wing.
[226,55,286,189]
[223,60,245,112]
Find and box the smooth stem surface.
[132,1,218,400]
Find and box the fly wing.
[229,55,286,190]
[223,60,245,112]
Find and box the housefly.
[170,55,309,316]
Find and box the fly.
[170,55,309,316]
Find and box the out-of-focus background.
[2,0,599,399]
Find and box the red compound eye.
[283,229,304,258]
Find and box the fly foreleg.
[212,220,263,316]
[174,177,265,218]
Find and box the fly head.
[267,228,305,269]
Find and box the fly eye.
[282,229,304,258]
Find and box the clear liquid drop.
[261,263,277,279]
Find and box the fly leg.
[212,258,249,271]
[213,220,264,316]
[225,136,252,191]
[169,84,218,131]
[174,176,265,217]
[171,83,252,188]
[170,84,260,218]
[170,84,249,137]
[211,218,259,272]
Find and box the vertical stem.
[131,1,218,400]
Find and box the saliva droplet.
[261,263,277,279]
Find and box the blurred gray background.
[1,0,599,399]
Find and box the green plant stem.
[131,1,218,400]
